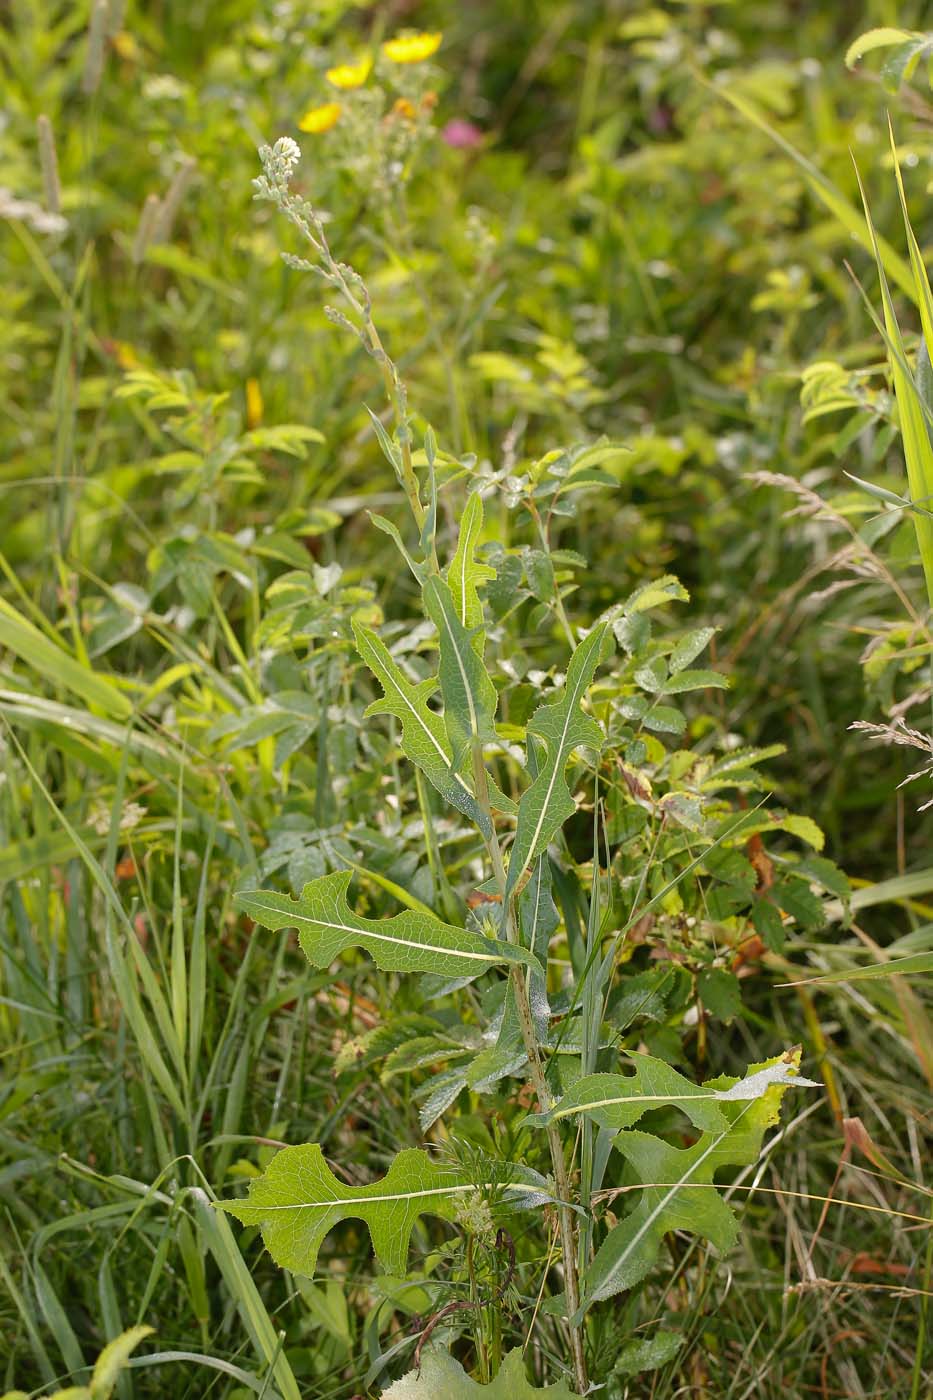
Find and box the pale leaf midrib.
[242,896,502,964]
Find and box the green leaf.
[661,668,729,695]
[611,965,690,1030]
[527,1051,807,1134]
[220,1149,550,1279]
[752,897,786,951]
[0,597,133,720]
[845,27,915,69]
[715,810,825,851]
[622,574,690,614]
[578,1050,815,1312]
[519,853,560,1029]
[381,1346,575,1398]
[366,405,403,470]
[423,576,498,765]
[857,132,933,607]
[709,80,916,302]
[697,968,742,1022]
[236,871,540,980]
[351,622,495,837]
[613,1328,682,1380]
[772,875,825,931]
[240,424,325,456]
[220,1146,464,1277]
[506,624,609,899]
[880,38,931,91]
[641,705,686,736]
[446,492,495,641]
[669,627,716,673]
[90,1327,154,1399]
[368,513,426,581]
[785,951,933,986]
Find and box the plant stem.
[272,174,426,531]
[471,744,588,1394]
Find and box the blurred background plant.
[1,2,931,1397]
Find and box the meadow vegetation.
[1,3,932,1397]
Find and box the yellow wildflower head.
[325,57,372,89]
[298,102,341,134]
[245,377,263,430]
[382,31,442,64]
[390,97,417,121]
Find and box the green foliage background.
[1,1,931,1397]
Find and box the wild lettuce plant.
[217,137,828,1395]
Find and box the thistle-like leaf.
[237,870,541,979]
[219,1147,552,1278]
[447,490,495,645]
[382,1346,575,1398]
[220,1146,464,1277]
[506,624,610,899]
[577,1050,817,1313]
[423,574,498,765]
[352,620,496,836]
[526,1052,813,1135]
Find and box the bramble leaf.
[237,871,541,979]
[506,624,609,899]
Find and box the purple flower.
[442,118,483,150]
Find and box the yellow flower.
[382,31,442,64]
[245,377,263,429]
[325,57,372,89]
[298,102,341,134]
[391,97,416,120]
